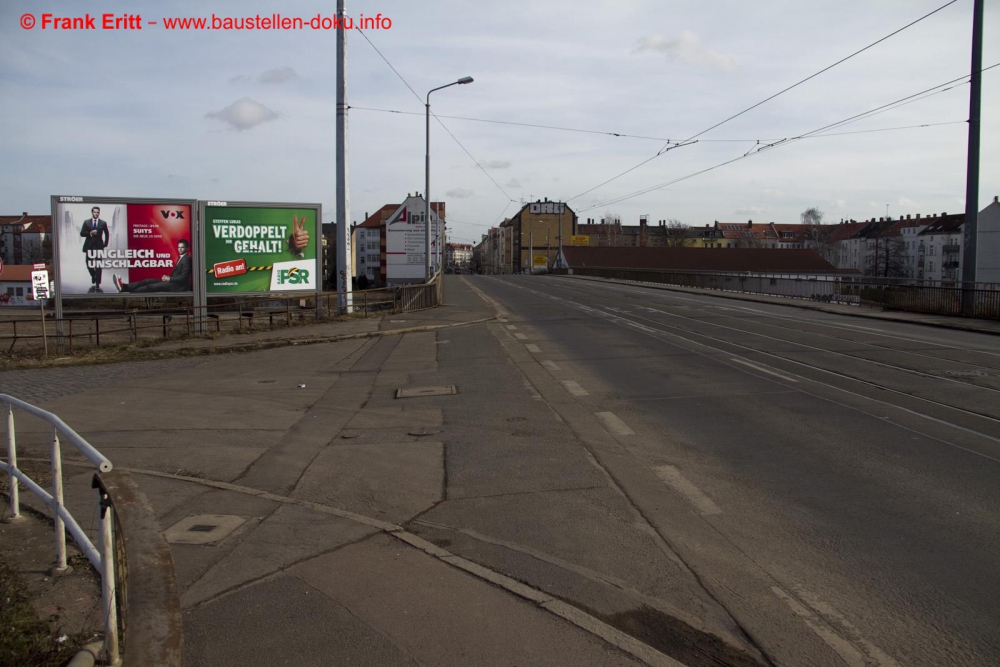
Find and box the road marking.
[729,358,798,383]
[771,586,869,667]
[526,344,542,353]
[541,360,560,371]
[561,380,589,396]
[793,586,901,667]
[595,411,634,436]
[506,324,518,330]
[626,321,657,333]
[514,333,527,340]
[652,465,722,515]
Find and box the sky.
[1,0,998,247]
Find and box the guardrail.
[557,268,1000,321]
[1,277,444,355]
[1,394,121,665]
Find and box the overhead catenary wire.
[565,0,960,203]
[581,63,999,211]
[354,27,516,205]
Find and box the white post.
[51,430,67,571]
[5,405,18,519]
[336,0,353,313]
[98,491,120,665]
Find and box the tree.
[601,211,622,246]
[801,207,824,225]
[805,224,838,264]
[867,236,909,278]
[664,219,689,248]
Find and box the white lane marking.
[794,586,901,667]
[652,465,722,516]
[506,324,518,330]
[498,318,508,323]
[541,360,560,371]
[595,411,634,436]
[561,380,589,396]
[771,586,869,667]
[729,358,799,383]
[514,333,527,340]
[526,344,542,353]
[626,321,657,334]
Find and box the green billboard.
[202,204,320,294]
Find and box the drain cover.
[396,385,457,398]
[165,514,247,545]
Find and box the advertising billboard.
[51,196,195,297]
[385,195,442,283]
[571,235,590,246]
[201,201,321,294]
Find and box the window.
[929,262,934,271]
[368,241,377,250]
[15,287,23,296]
[5,287,12,296]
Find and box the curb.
[560,275,1000,336]
[44,459,686,667]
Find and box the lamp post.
[426,76,474,282]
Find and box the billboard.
[386,195,442,282]
[532,253,548,269]
[571,235,589,246]
[52,196,195,296]
[201,201,320,294]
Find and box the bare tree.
[664,219,689,248]
[801,207,824,225]
[805,224,838,264]
[601,210,622,246]
[867,236,909,278]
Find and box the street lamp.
[426,76,474,282]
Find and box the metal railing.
[1,276,444,355]
[1,394,121,665]
[557,267,1000,320]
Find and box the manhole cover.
[165,514,247,545]
[396,386,457,398]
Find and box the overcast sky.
[1,0,998,245]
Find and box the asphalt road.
[469,274,1000,667]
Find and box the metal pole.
[51,430,67,571]
[425,97,432,283]
[962,0,984,312]
[98,492,120,665]
[39,299,48,358]
[5,405,19,519]
[529,230,533,275]
[336,0,353,314]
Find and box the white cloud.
[205,98,279,131]
[635,30,736,72]
[735,206,765,216]
[836,199,848,210]
[480,160,511,169]
[446,188,475,198]
[506,178,522,189]
[763,189,785,198]
[259,67,299,84]
[898,196,920,209]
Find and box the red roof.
[0,264,52,281]
[561,247,839,273]
[0,215,52,233]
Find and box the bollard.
[5,405,19,519]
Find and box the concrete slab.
[290,533,643,666]
[165,514,247,545]
[292,441,444,524]
[346,406,443,430]
[180,504,377,608]
[183,573,418,667]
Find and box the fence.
[1,275,443,355]
[1,394,121,665]
[558,268,1000,320]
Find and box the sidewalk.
[565,275,1000,336]
[2,276,715,667]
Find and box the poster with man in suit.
[53,197,195,296]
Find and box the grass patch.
[0,558,92,667]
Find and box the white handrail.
[1,394,112,473]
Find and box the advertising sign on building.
[31,270,50,300]
[529,202,565,215]
[571,235,590,246]
[386,195,442,283]
[202,202,320,294]
[51,196,195,296]
[532,254,548,269]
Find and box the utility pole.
[529,230,533,275]
[962,0,984,312]
[336,0,353,313]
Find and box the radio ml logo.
[160,210,185,219]
[277,267,309,285]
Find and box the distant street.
[470,274,1000,667]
